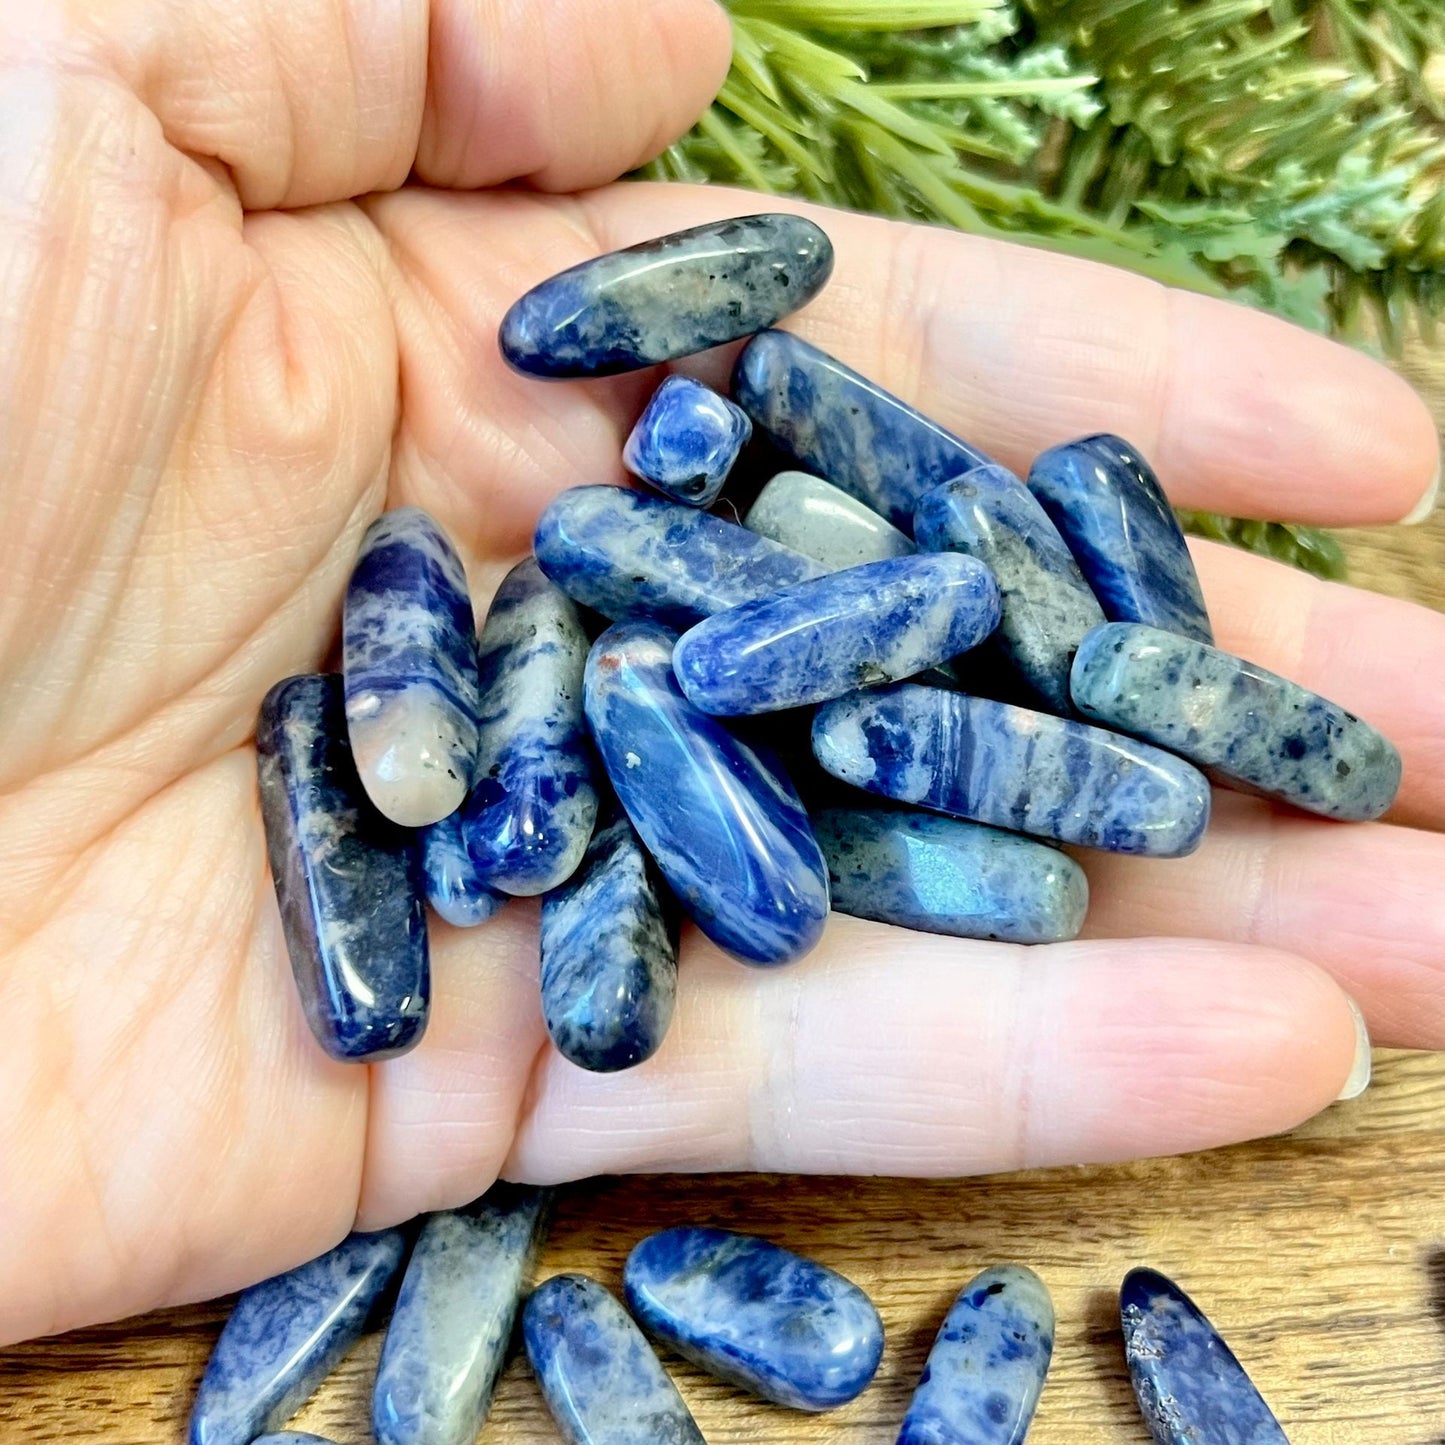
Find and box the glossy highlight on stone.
[745,471,916,570]
[500,214,834,378]
[585,621,830,966]
[624,376,752,507]
[523,1273,706,1445]
[189,1230,408,1445]
[420,809,506,927]
[1027,435,1212,643]
[1120,1268,1287,1445]
[732,330,991,530]
[897,1264,1055,1445]
[1071,623,1401,821]
[673,554,1000,715]
[812,683,1210,856]
[812,808,1088,944]
[256,675,429,1062]
[624,1227,884,1411]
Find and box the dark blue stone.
[420,808,506,927]
[1120,1268,1288,1445]
[499,214,833,378]
[256,675,429,1061]
[189,1230,408,1445]
[1027,435,1212,643]
[585,621,830,966]
[624,1227,883,1411]
[624,376,752,507]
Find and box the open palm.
[2,0,1442,1347]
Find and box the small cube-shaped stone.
[623,376,752,507]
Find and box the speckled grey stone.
[744,472,916,570]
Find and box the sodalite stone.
[462,559,598,896]
[744,471,916,570]
[499,214,833,378]
[672,554,1000,715]
[540,810,679,1072]
[812,808,1088,945]
[189,1229,408,1445]
[253,1435,341,1444]
[373,1186,550,1445]
[897,1264,1054,1445]
[584,621,830,966]
[812,683,1210,857]
[915,466,1104,713]
[534,485,825,630]
[342,508,480,827]
[624,1227,884,1411]
[1027,435,1213,643]
[256,675,429,1062]
[419,809,506,927]
[1071,623,1402,821]
[1120,1268,1287,1445]
[732,330,991,530]
[523,1274,706,1445]
[624,376,752,508]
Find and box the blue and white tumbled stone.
[1027,435,1212,643]
[624,376,752,508]
[1071,622,1401,821]
[672,553,1000,714]
[253,1435,341,1445]
[897,1264,1055,1445]
[624,1227,884,1411]
[523,1274,706,1445]
[915,466,1104,713]
[535,485,825,630]
[420,808,506,928]
[812,808,1088,944]
[1121,1268,1287,1445]
[812,683,1211,857]
[374,1186,550,1445]
[342,508,481,827]
[462,559,598,896]
[189,1230,408,1445]
[585,621,830,966]
[744,471,916,570]
[732,330,991,530]
[500,214,833,378]
[256,675,429,1061]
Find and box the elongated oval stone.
[585,621,830,966]
[523,1274,706,1445]
[374,1186,550,1445]
[812,683,1210,856]
[1071,623,1401,821]
[624,376,752,508]
[189,1230,408,1445]
[1121,1268,1287,1445]
[420,809,506,928]
[499,214,834,378]
[732,330,991,531]
[915,466,1104,714]
[342,508,481,826]
[535,485,826,630]
[897,1264,1054,1445]
[745,471,916,570]
[462,559,598,896]
[1027,435,1212,643]
[624,1227,884,1411]
[672,554,1001,715]
[256,675,429,1061]
[812,808,1088,944]
[253,1435,341,1444]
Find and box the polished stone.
[812,683,1211,856]
[374,1186,550,1445]
[624,376,752,508]
[499,214,833,378]
[256,675,429,1062]
[189,1230,408,1445]
[1120,1268,1287,1445]
[1027,435,1212,643]
[812,808,1088,944]
[744,471,916,570]
[585,621,830,966]
[732,330,991,530]
[420,809,506,928]
[523,1274,706,1445]
[897,1264,1054,1445]
[672,554,1000,715]
[1071,623,1401,821]
[624,1227,883,1411]
[462,559,598,896]
[343,508,480,827]
[915,466,1104,713]
[534,485,826,630]
[253,1436,341,1445]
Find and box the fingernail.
[1337,995,1372,1101]
[1401,455,1440,526]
